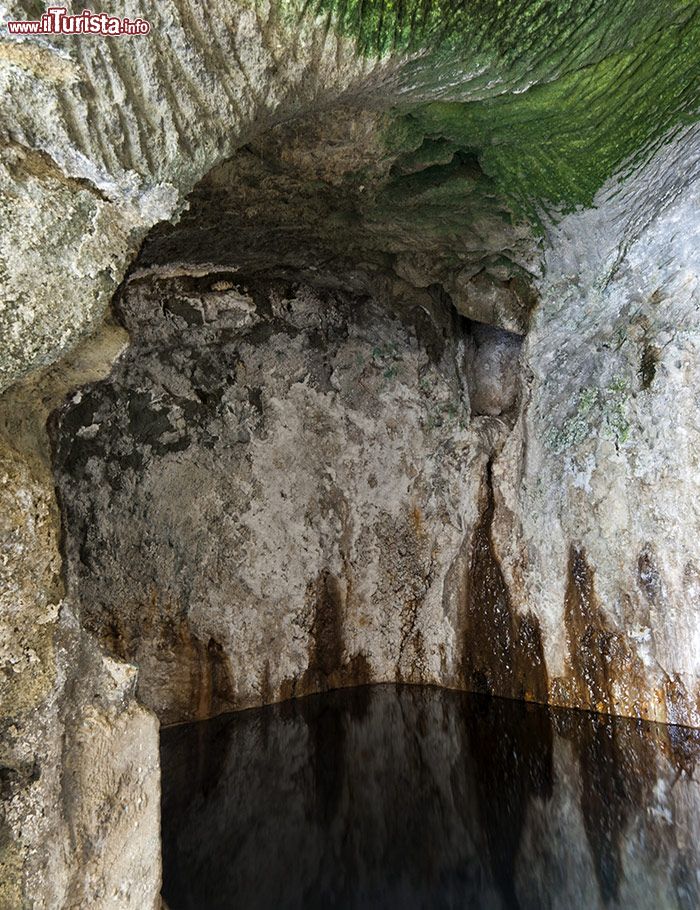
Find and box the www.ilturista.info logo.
[6,6,151,36]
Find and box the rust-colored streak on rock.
[296,570,372,699]
[638,544,664,605]
[313,570,345,679]
[662,717,700,779]
[515,611,549,703]
[561,545,652,719]
[563,545,614,713]
[298,570,345,695]
[95,589,235,724]
[344,652,373,688]
[662,673,696,728]
[156,622,237,723]
[198,636,236,720]
[563,546,632,716]
[462,460,548,703]
[154,622,236,723]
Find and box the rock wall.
[4,0,696,394]
[1,2,541,901]
[51,121,700,732]
[52,270,523,723]
[491,126,700,726]
[0,408,160,908]
[0,0,407,393]
[3,1,700,904]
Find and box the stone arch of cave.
[48,109,534,728]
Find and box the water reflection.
[161,685,700,910]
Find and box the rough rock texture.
[2,0,700,904]
[0,337,160,910]
[52,120,700,732]
[0,444,160,910]
[161,684,700,910]
[137,111,539,335]
[0,2,546,901]
[490,126,700,725]
[53,272,511,723]
[466,323,522,417]
[5,0,697,392]
[0,0,403,392]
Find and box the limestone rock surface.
[2,0,700,904]
[52,273,504,723]
[492,127,700,725]
[0,441,159,910]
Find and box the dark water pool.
[161,685,700,910]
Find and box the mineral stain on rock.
[561,545,650,718]
[50,273,474,723]
[563,545,615,713]
[301,570,346,691]
[637,544,664,606]
[461,460,548,704]
[100,590,236,724]
[296,570,373,699]
[5,2,700,906]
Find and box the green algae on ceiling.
[297,0,700,216]
[138,0,700,314]
[402,11,700,217]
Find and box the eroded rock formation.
[493,131,700,724]
[52,269,514,723]
[49,113,700,732]
[2,0,700,905]
[0,333,159,909]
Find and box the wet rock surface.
[52,271,503,723]
[49,136,700,729]
[492,127,700,725]
[161,684,700,910]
